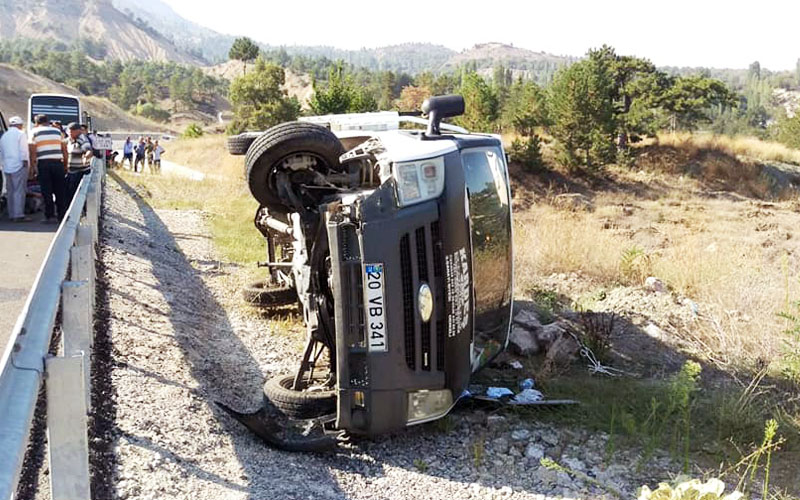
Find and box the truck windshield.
[462,147,512,356]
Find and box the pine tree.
[228,57,300,134]
[548,54,616,169]
[228,37,260,75]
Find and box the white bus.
[28,93,81,132]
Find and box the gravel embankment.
[98,173,680,500]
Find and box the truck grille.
[400,223,446,372]
[400,234,415,370]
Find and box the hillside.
[0,0,203,64]
[441,42,574,81]
[111,0,234,62]
[0,63,170,131]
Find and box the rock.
[621,205,634,216]
[539,429,560,446]
[563,457,586,472]
[644,323,663,340]
[491,437,510,454]
[532,465,558,487]
[543,331,580,372]
[553,193,593,212]
[513,308,542,329]
[644,276,667,293]
[525,443,545,460]
[486,414,507,431]
[511,428,531,441]
[537,322,564,349]
[508,325,540,356]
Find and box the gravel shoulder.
[98,172,681,500]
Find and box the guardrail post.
[45,355,91,500]
[75,222,94,252]
[61,281,92,410]
[86,186,99,245]
[70,245,95,311]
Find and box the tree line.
[228,42,762,170]
[0,39,227,123]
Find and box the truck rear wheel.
[245,122,345,214]
[227,132,261,155]
[241,281,296,306]
[263,373,336,420]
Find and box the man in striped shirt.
[65,122,93,203]
[30,114,68,223]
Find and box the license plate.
[364,263,387,352]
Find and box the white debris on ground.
[97,175,681,500]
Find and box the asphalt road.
[0,216,56,356]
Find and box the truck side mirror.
[421,95,465,136]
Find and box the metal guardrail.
[0,158,105,500]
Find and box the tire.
[245,122,345,213]
[241,281,296,306]
[263,373,336,420]
[227,132,261,155]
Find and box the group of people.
[121,136,164,173]
[0,114,94,223]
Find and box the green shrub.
[133,102,170,122]
[509,135,544,172]
[182,123,204,139]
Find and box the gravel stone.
[525,443,545,461]
[511,429,531,441]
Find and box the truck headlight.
[394,156,445,206]
[407,389,453,424]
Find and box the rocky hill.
[442,42,574,81]
[0,0,203,64]
[111,0,233,62]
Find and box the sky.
[163,0,800,70]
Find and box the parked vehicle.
[28,94,81,133]
[223,95,513,448]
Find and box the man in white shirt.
[0,116,31,222]
[151,140,165,173]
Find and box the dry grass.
[116,135,262,266]
[654,132,800,166]
[164,135,244,179]
[513,178,799,369]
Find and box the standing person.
[151,140,165,173]
[65,122,93,202]
[145,136,154,170]
[121,136,134,169]
[30,114,68,223]
[51,121,66,139]
[134,137,146,173]
[0,116,31,222]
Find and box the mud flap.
[216,401,342,453]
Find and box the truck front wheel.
[263,374,336,420]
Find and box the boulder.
[644,276,667,293]
[513,308,543,329]
[553,193,593,212]
[509,324,540,356]
[536,321,565,350]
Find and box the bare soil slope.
[0,0,202,64]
